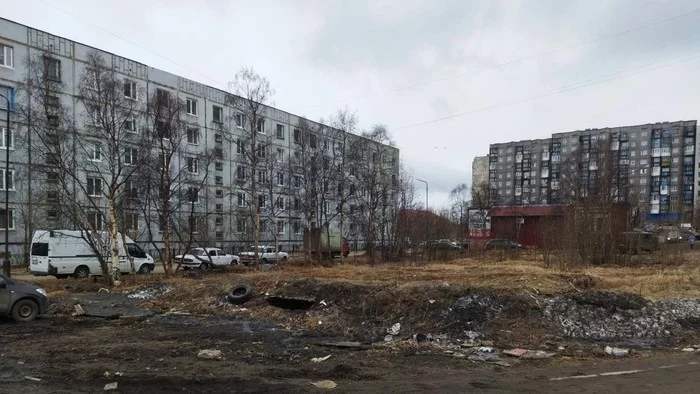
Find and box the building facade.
[471,155,489,189]
[0,17,399,261]
[487,120,698,222]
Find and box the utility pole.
[1,91,11,277]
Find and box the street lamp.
[416,178,428,211]
[0,92,10,277]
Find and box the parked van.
[30,230,155,278]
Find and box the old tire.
[12,299,39,322]
[74,265,90,279]
[138,264,153,274]
[227,284,253,305]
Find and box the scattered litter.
[477,347,496,353]
[604,346,629,357]
[384,334,394,342]
[320,300,328,306]
[104,382,118,391]
[24,376,41,382]
[311,380,337,389]
[681,347,695,352]
[468,353,500,362]
[387,323,401,336]
[521,350,555,359]
[453,352,466,358]
[97,288,109,294]
[428,299,436,304]
[17,361,24,365]
[311,355,332,363]
[503,348,528,358]
[318,321,323,325]
[558,346,566,351]
[114,372,123,377]
[127,284,173,300]
[103,371,110,378]
[73,304,85,316]
[464,331,479,340]
[197,349,222,360]
[413,333,431,342]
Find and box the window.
[44,57,60,81]
[257,170,267,183]
[213,105,223,123]
[87,212,102,231]
[323,140,329,151]
[237,192,246,207]
[0,208,14,230]
[47,210,59,221]
[276,196,285,210]
[124,80,137,99]
[235,113,243,128]
[186,98,198,116]
[276,124,285,140]
[0,45,13,68]
[236,139,243,154]
[124,213,139,231]
[309,134,317,149]
[46,95,59,109]
[87,177,102,196]
[0,128,13,149]
[215,204,223,213]
[256,118,265,134]
[293,128,301,144]
[277,148,284,162]
[187,128,199,145]
[47,190,59,201]
[125,180,138,199]
[257,143,266,158]
[277,220,285,234]
[237,218,246,233]
[124,148,138,165]
[276,171,284,186]
[215,133,223,143]
[188,216,198,233]
[293,220,301,234]
[215,189,223,198]
[215,162,223,171]
[0,169,13,190]
[258,194,266,208]
[186,187,199,203]
[123,117,137,132]
[87,104,102,125]
[237,166,246,181]
[293,175,301,188]
[294,198,300,211]
[187,157,199,174]
[215,176,223,185]
[156,120,170,139]
[215,216,223,226]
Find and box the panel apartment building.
[0,17,399,260]
[483,120,698,222]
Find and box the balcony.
[542,152,550,161]
[661,147,671,157]
[685,146,695,155]
[611,141,620,151]
[652,148,661,157]
[515,154,523,163]
[541,168,549,178]
[652,167,661,176]
[660,185,669,195]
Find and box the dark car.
[0,274,49,322]
[485,239,522,251]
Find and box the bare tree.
[227,68,274,265]
[449,183,469,245]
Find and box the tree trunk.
[107,201,121,285]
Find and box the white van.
[30,230,155,278]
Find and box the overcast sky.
[5,0,700,209]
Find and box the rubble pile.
[542,292,700,340]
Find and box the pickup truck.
[175,247,240,271]
[239,246,289,265]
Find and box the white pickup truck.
[175,247,240,271]
[239,246,289,265]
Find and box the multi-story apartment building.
[486,120,698,222]
[0,17,399,261]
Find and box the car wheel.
[12,299,39,322]
[281,256,288,262]
[261,258,268,264]
[230,259,239,266]
[74,265,90,279]
[200,262,211,272]
[227,283,253,305]
[138,264,153,274]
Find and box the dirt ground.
[3,253,700,392]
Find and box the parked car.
[485,239,522,251]
[239,246,289,265]
[0,274,49,322]
[175,247,240,271]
